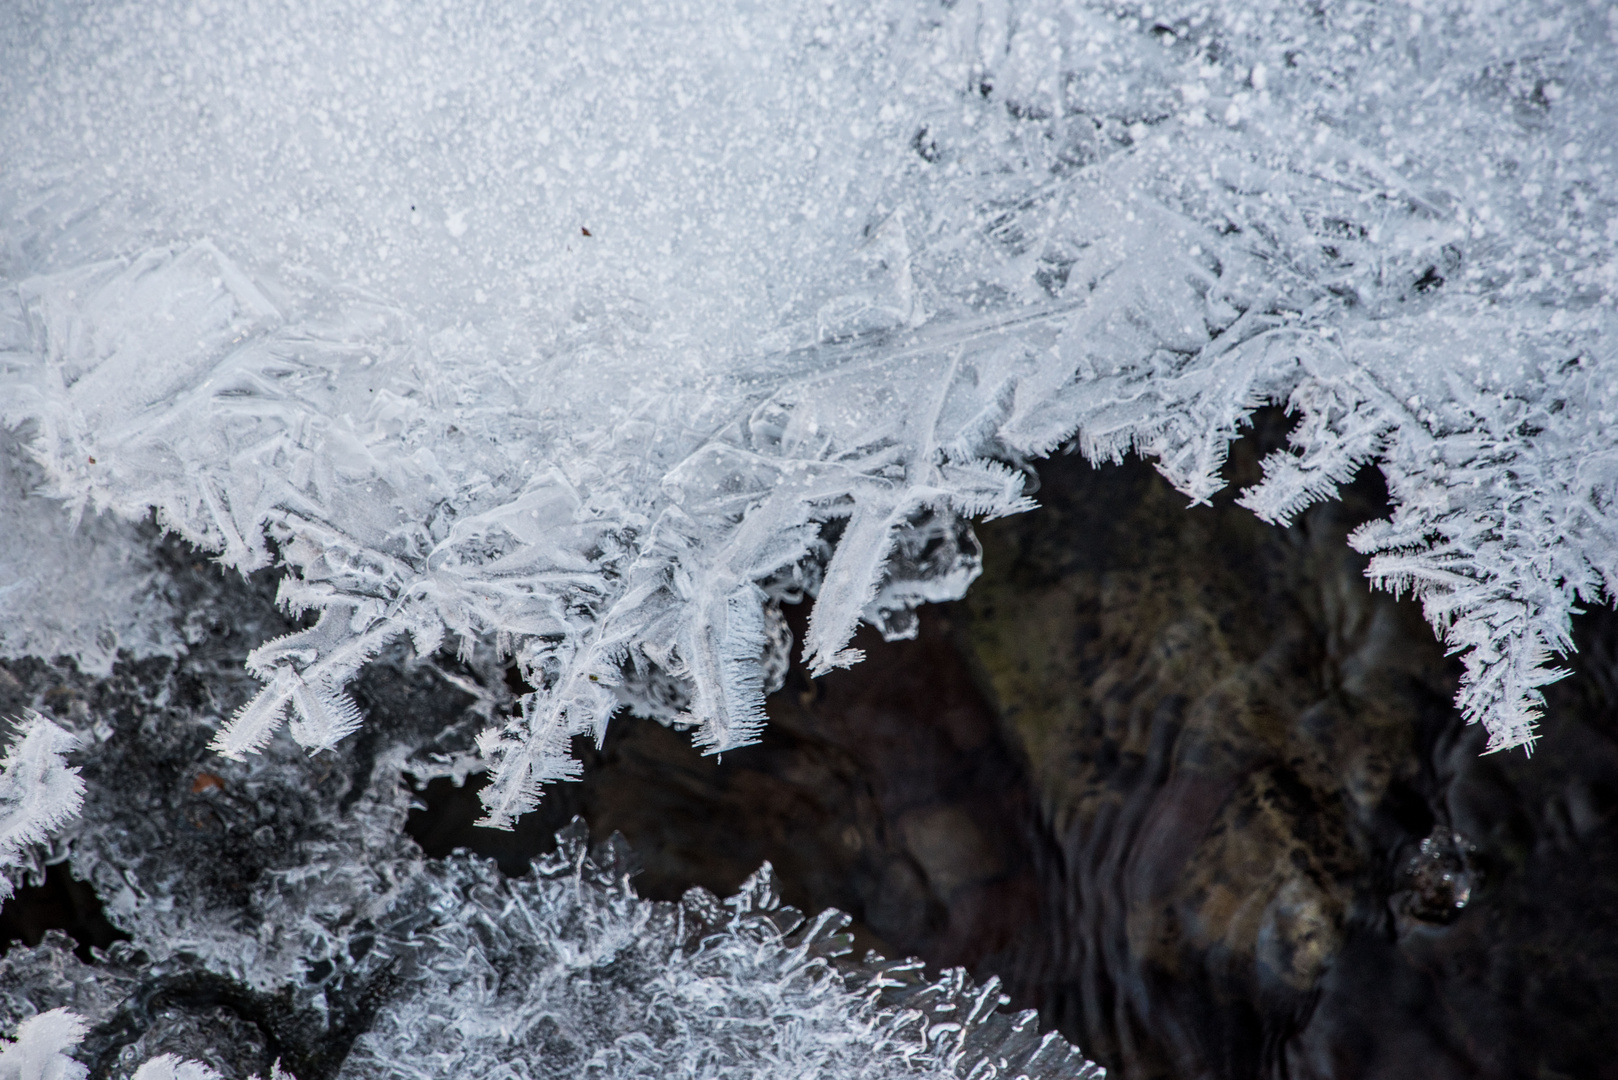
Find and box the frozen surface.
[0,429,192,676]
[1,0,1615,825]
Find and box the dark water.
[8,422,1618,1078]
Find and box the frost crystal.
[349,826,1102,1080]
[129,1056,222,1080]
[127,1055,290,1080]
[0,624,1105,1079]
[0,713,83,900]
[1,0,1614,820]
[0,430,189,675]
[0,1009,88,1080]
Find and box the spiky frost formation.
[3,773,1104,1079]
[0,712,83,900]
[0,1008,87,1080]
[345,824,1103,1080]
[1,0,1613,818]
[0,637,1103,1080]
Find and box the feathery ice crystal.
[0,713,83,901]
[1,0,1614,825]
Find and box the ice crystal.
[348,825,1102,1080]
[0,0,1613,824]
[127,1054,289,1080]
[0,1008,87,1080]
[0,429,194,675]
[3,844,1103,1080]
[0,618,1104,1079]
[0,713,83,900]
[129,1057,221,1080]
[0,656,1100,1077]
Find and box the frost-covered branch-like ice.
[0,713,83,900]
[2,0,1614,821]
[347,825,1103,1080]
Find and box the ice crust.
[1,0,1615,825]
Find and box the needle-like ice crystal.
[0,713,83,901]
[1,0,1613,829]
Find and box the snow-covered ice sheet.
[2,0,1615,822]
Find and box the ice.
[129,1057,221,1080]
[0,627,1104,1077]
[0,0,1613,825]
[0,714,83,901]
[342,827,1105,1080]
[0,1009,87,1080]
[0,428,189,675]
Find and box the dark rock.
[956,419,1618,1078]
[0,862,127,962]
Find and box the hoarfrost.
[0,672,1099,1077]
[0,713,83,901]
[0,0,1613,823]
[125,1054,288,1080]
[2,844,1102,1080]
[346,827,1102,1080]
[0,620,1104,1079]
[129,1057,222,1080]
[0,1008,87,1080]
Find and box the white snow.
[1,0,1614,823]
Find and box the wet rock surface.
[4,423,1618,1078]
[956,429,1618,1079]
